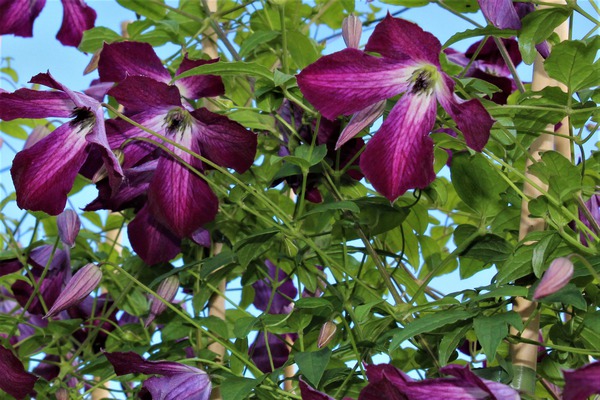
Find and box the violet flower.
[0,345,38,399]
[563,361,600,400]
[0,0,96,47]
[533,257,574,300]
[57,209,81,248]
[44,263,102,318]
[579,194,600,246]
[93,41,256,263]
[0,72,123,215]
[297,15,493,201]
[358,364,519,400]
[105,351,211,400]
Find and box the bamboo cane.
[510,1,570,393]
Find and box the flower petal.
[144,371,211,400]
[0,0,46,37]
[563,361,600,400]
[437,75,494,151]
[10,123,90,215]
[477,0,522,30]
[44,263,102,318]
[56,0,96,47]
[98,41,172,84]
[175,56,225,100]
[440,365,520,400]
[191,108,257,173]
[105,351,202,376]
[252,260,298,314]
[0,89,74,120]
[147,134,219,238]
[57,209,81,247]
[108,76,182,113]
[299,378,335,400]
[336,100,385,149]
[249,332,294,373]
[297,48,412,119]
[0,345,38,400]
[127,206,182,265]
[365,14,442,65]
[360,92,437,202]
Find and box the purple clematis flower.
[297,15,493,201]
[0,345,38,399]
[563,361,600,400]
[358,363,519,400]
[92,41,256,264]
[0,72,123,215]
[105,351,211,400]
[579,194,600,246]
[0,0,96,47]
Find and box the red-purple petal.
[360,92,437,202]
[252,260,297,314]
[0,89,74,120]
[57,209,81,247]
[175,56,225,100]
[105,351,202,376]
[336,100,385,149]
[563,361,600,400]
[0,0,46,37]
[98,41,171,83]
[437,75,494,152]
[108,76,182,113]
[144,372,211,400]
[299,378,335,400]
[127,206,182,264]
[0,345,38,400]
[190,108,257,173]
[249,332,294,373]
[44,263,102,318]
[297,48,412,119]
[477,0,522,30]
[56,0,96,47]
[10,123,90,215]
[365,14,442,66]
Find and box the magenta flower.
[358,364,519,400]
[299,377,334,400]
[0,345,38,400]
[0,0,96,47]
[93,41,256,263]
[0,72,123,215]
[533,257,574,300]
[579,194,600,246]
[563,361,600,400]
[297,15,493,201]
[105,351,211,400]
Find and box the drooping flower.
[57,209,81,248]
[297,15,493,201]
[0,72,123,215]
[91,41,256,264]
[533,257,574,300]
[563,361,600,400]
[104,351,211,400]
[0,345,38,400]
[44,263,102,318]
[0,0,96,47]
[358,364,519,400]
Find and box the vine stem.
[510,1,570,393]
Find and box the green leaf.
[78,27,121,53]
[116,0,167,20]
[439,324,470,366]
[233,317,257,338]
[227,110,276,132]
[532,233,562,277]
[221,377,262,400]
[528,151,582,201]
[294,144,328,167]
[454,225,513,264]
[390,309,476,350]
[451,153,507,218]
[174,61,274,83]
[473,312,522,361]
[496,243,534,284]
[239,30,280,58]
[545,38,600,92]
[233,228,279,268]
[518,8,571,64]
[301,200,360,219]
[295,348,332,387]
[537,283,586,310]
[444,27,515,48]
[379,0,429,6]
[286,31,320,69]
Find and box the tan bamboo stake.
[510,1,569,393]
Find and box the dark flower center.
[164,107,191,137]
[408,65,438,95]
[69,107,96,131]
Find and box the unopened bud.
[533,257,574,300]
[57,210,81,248]
[45,264,102,318]
[336,100,385,150]
[342,15,362,49]
[145,276,179,327]
[55,388,69,400]
[318,321,337,348]
[24,125,52,149]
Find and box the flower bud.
[533,257,574,300]
[145,276,179,327]
[57,210,80,248]
[318,321,337,348]
[342,15,362,49]
[44,264,102,318]
[24,125,51,149]
[55,388,69,400]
